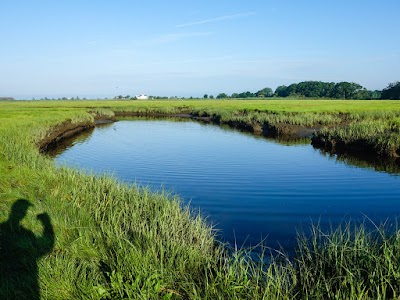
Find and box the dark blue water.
[54,120,400,251]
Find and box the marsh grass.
[1,99,400,298]
[315,118,400,157]
[294,221,400,299]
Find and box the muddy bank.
[114,111,191,118]
[311,135,400,159]
[114,111,212,122]
[217,119,318,139]
[38,121,93,153]
[114,111,317,139]
[38,117,115,153]
[222,117,399,163]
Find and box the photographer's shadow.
[0,199,54,300]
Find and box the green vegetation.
[212,80,389,100]
[1,99,400,299]
[381,81,400,100]
[273,81,379,99]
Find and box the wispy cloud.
[149,55,234,65]
[149,32,212,44]
[126,56,234,69]
[176,12,256,28]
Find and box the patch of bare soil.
[38,120,95,153]
[223,120,319,139]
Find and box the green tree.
[274,85,289,97]
[368,90,382,99]
[296,81,325,97]
[331,82,363,99]
[216,93,228,99]
[256,87,273,97]
[381,81,400,100]
[203,94,208,99]
[321,82,336,98]
[237,91,254,98]
[286,83,298,96]
[353,89,369,100]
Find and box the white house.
[136,94,149,100]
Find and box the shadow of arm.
[36,213,55,257]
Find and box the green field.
[1,99,400,299]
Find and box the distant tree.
[274,85,289,97]
[216,93,228,99]
[209,95,214,99]
[203,94,208,99]
[273,81,369,99]
[286,83,298,96]
[381,81,400,100]
[353,88,370,100]
[296,81,324,97]
[331,82,363,99]
[321,82,336,98]
[368,90,382,99]
[237,91,254,98]
[256,87,273,97]
[231,93,239,98]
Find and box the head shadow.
[9,198,33,225]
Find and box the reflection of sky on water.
[55,120,400,251]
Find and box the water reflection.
[49,118,399,174]
[316,149,400,175]
[50,118,400,251]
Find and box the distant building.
[135,94,149,100]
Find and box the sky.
[1,0,399,99]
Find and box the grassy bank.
[7,98,400,157]
[1,99,400,299]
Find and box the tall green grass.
[314,118,400,157]
[1,99,400,299]
[295,222,400,299]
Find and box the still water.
[53,119,400,251]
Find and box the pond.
[52,119,400,251]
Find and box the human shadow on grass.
[0,199,54,300]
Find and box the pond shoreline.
[39,110,400,166]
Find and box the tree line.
[215,81,400,100]
[10,80,399,101]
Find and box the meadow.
[1,99,400,299]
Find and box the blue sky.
[1,0,399,99]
